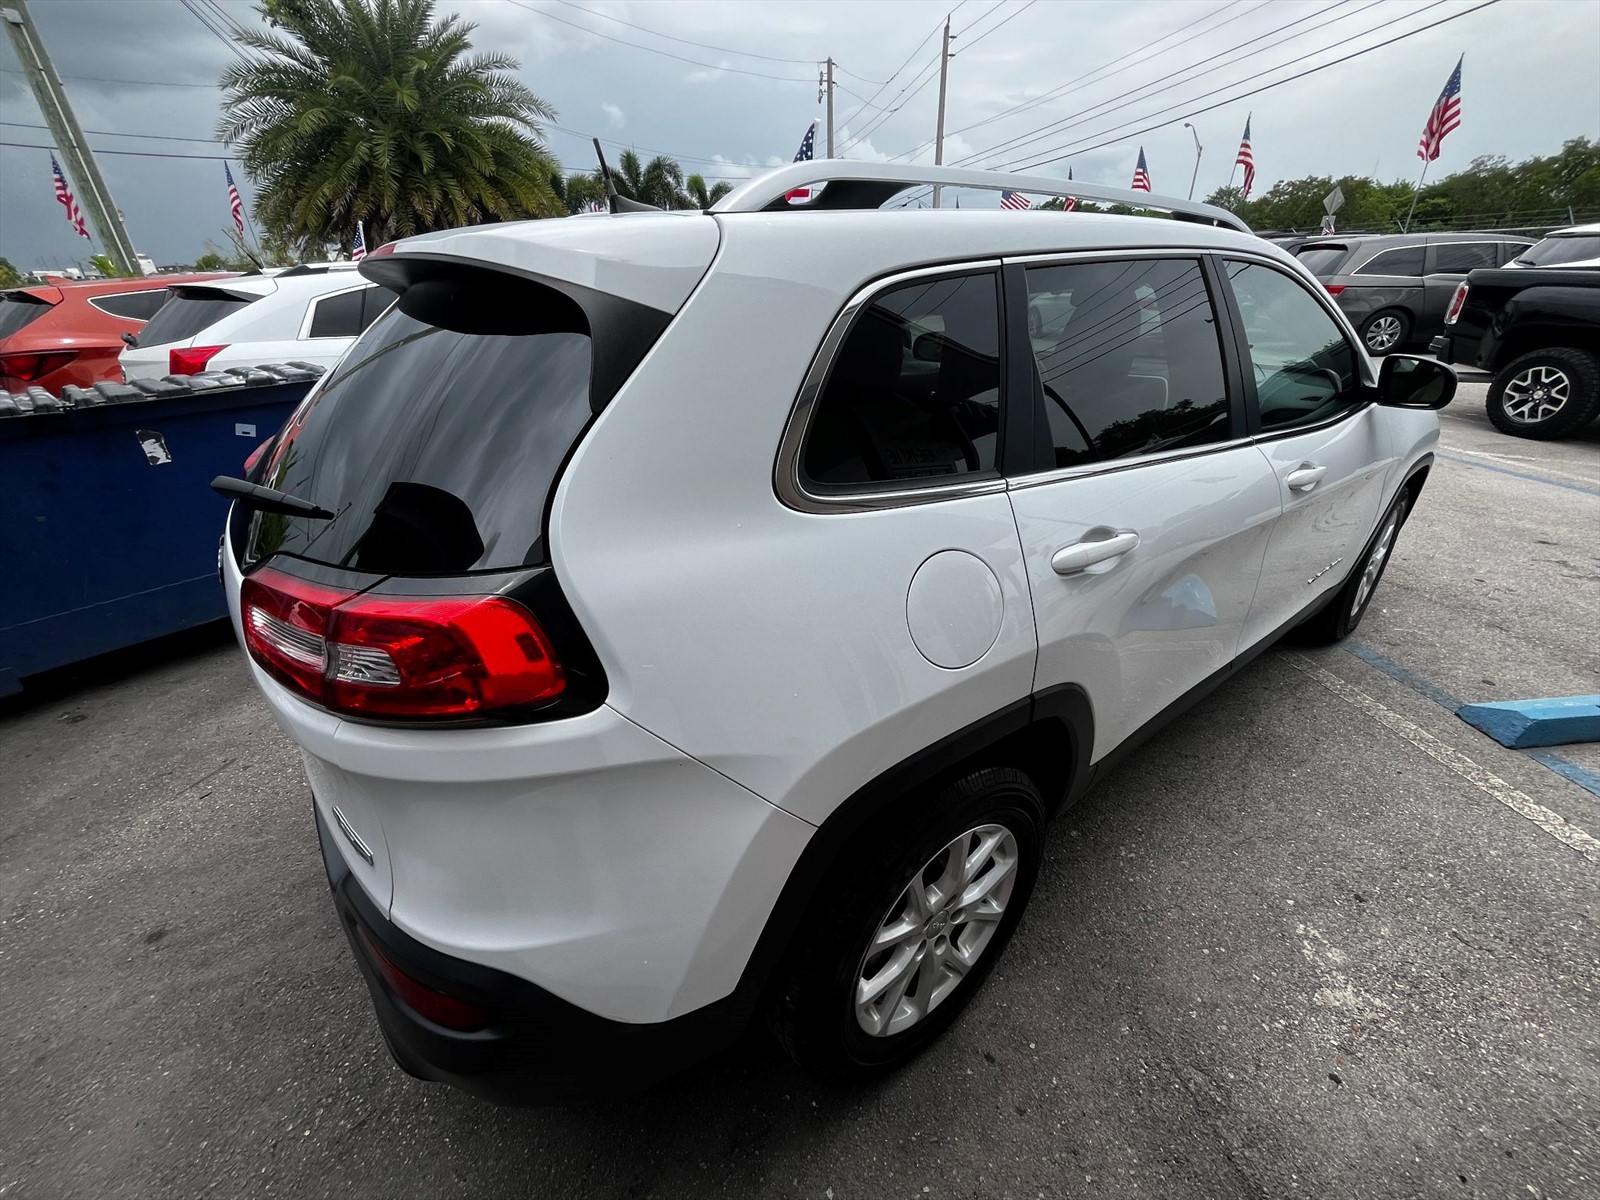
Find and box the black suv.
[1296,232,1532,355]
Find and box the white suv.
[217,163,1454,1102]
[120,262,388,380]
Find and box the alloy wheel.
[1365,315,1402,352]
[854,824,1019,1037]
[1352,503,1402,618]
[1501,365,1570,424]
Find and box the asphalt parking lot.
[2,378,1597,1200]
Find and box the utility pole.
[823,58,835,158]
[1183,122,1203,201]
[2,0,139,274]
[931,16,953,209]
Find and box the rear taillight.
[1324,284,1346,296]
[0,349,77,382]
[356,926,488,1031]
[240,566,565,719]
[1444,281,1469,325]
[169,344,226,375]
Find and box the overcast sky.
[2,0,1597,270]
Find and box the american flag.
[1000,189,1031,210]
[1131,147,1152,193]
[1417,54,1463,162]
[50,154,90,240]
[1062,165,1077,212]
[1235,116,1255,198]
[352,222,366,261]
[786,121,816,203]
[225,162,245,235]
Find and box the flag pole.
[1403,159,1431,234]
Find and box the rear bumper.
[318,807,751,1104]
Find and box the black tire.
[1359,308,1411,356]
[1485,347,1600,440]
[1296,487,1412,645]
[768,766,1044,1082]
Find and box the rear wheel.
[769,767,1043,1081]
[1485,347,1600,440]
[1296,488,1411,644]
[1360,308,1410,356]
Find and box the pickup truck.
[1431,267,1600,439]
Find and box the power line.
[0,119,221,144]
[959,0,1039,53]
[502,0,812,81]
[961,0,1378,168]
[997,0,1505,172]
[834,6,960,142]
[0,65,217,88]
[839,53,945,151]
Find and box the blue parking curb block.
[1456,696,1600,749]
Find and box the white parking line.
[1445,445,1600,487]
[1281,653,1600,867]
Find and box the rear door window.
[1430,242,1499,273]
[1022,258,1231,466]
[0,293,54,339]
[1354,246,1425,277]
[89,290,169,321]
[139,290,256,345]
[306,288,368,338]
[801,271,1002,488]
[247,276,593,574]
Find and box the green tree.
[193,252,230,271]
[685,173,732,210]
[614,149,690,209]
[219,0,562,251]
[0,257,23,288]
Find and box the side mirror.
[911,332,944,363]
[1376,354,1455,410]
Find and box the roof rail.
[711,161,1251,233]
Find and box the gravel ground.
[2,378,1597,1200]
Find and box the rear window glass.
[138,291,255,346]
[1431,242,1500,273]
[246,278,592,575]
[1516,234,1600,266]
[90,290,169,321]
[1295,246,1349,275]
[0,293,53,339]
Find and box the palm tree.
[219,0,562,251]
[686,173,732,211]
[614,149,691,210]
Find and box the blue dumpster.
[0,378,311,695]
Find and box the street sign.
[1324,185,1345,215]
[1320,213,1337,234]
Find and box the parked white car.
[1505,222,1600,270]
[119,262,389,379]
[216,162,1455,1103]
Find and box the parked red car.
[0,274,235,395]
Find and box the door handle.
[1052,531,1140,575]
[1285,463,1327,492]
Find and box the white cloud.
[601,103,625,129]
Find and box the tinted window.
[0,294,53,339]
[139,290,255,345]
[307,288,368,338]
[1025,258,1230,466]
[1225,261,1363,432]
[1354,245,1425,277]
[803,272,1001,487]
[360,287,391,329]
[1431,242,1500,273]
[90,290,168,321]
[246,276,593,574]
[1516,234,1600,266]
[1295,245,1349,276]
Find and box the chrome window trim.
[773,259,1006,514]
[1001,246,1221,267]
[1006,436,1256,490]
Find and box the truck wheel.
[1360,308,1410,355]
[1486,347,1600,439]
[768,766,1043,1081]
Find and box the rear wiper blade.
[210,475,335,519]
